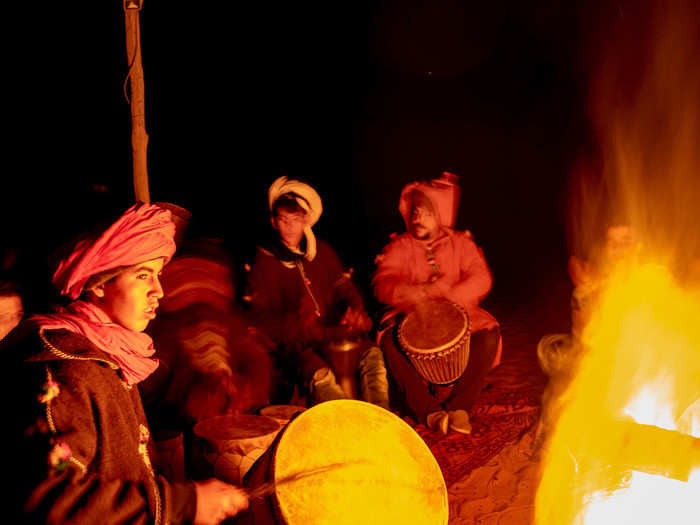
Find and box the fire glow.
[535,2,700,523]
[538,264,700,524]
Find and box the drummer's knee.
[360,346,385,368]
[473,327,500,356]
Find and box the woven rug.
[406,295,562,486]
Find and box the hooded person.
[244,176,389,409]
[372,172,501,435]
[4,203,248,525]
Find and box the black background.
[5,1,667,315]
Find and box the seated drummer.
[5,203,247,524]
[244,176,389,409]
[372,172,501,434]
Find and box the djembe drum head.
[245,399,448,525]
[398,300,471,384]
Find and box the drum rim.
[398,300,470,354]
[405,332,470,361]
[269,399,449,524]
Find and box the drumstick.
[244,461,365,500]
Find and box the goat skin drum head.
[271,399,448,525]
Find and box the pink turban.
[399,172,461,230]
[53,203,177,300]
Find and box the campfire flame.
[536,2,700,523]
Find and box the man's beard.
[411,224,430,240]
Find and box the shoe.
[426,410,449,435]
[448,409,472,434]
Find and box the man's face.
[409,205,439,241]
[95,258,165,332]
[605,225,636,263]
[273,210,308,249]
[0,294,23,341]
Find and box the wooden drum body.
[243,399,448,525]
[318,335,366,399]
[398,300,471,385]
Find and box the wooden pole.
[123,0,150,203]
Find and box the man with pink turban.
[5,203,248,524]
[373,173,501,435]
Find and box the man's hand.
[340,307,372,333]
[302,312,324,341]
[194,478,249,525]
[424,277,451,300]
[393,283,430,311]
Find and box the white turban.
[268,176,323,261]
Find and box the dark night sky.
[7,1,635,313]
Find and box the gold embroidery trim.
[43,366,88,477]
[44,366,57,434]
[138,424,162,525]
[68,456,87,476]
[39,328,131,389]
[39,328,118,369]
[296,260,321,317]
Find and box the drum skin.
[242,400,448,525]
[399,300,471,384]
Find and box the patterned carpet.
[407,284,571,487]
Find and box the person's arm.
[193,479,249,525]
[22,360,248,525]
[373,237,429,311]
[21,361,195,524]
[323,244,372,332]
[426,236,493,307]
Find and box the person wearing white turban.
[245,177,390,409]
[267,176,323,262]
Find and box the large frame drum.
[241,400,448,525]
[398,299,471,385]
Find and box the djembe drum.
[398,299,471,385]
[318,328,368,399]
[242,400,448,525]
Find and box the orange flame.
[536,2,700,523]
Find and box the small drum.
[243,399,448,524]
[398,299,470,384]
[319,334,366,399]
[192,414,281,485]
